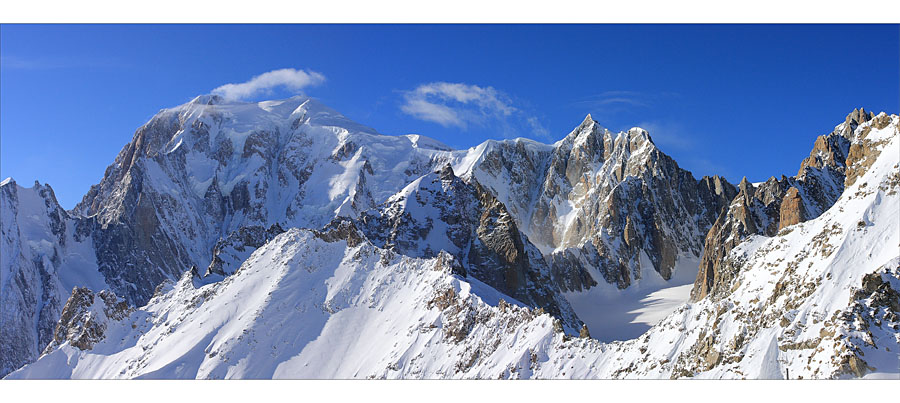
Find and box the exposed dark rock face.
[691,109,896,302]
[358,164,582,331]
[313,219,366,247]
[205,224,286,277]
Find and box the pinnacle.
[846,107,874,126]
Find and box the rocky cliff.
[692,108,890,301]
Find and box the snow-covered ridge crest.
[15,119,898,378]
[7,226,574,379]
[5,94,897,379]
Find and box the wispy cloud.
[212,68,326,101]
[582,90,648,107]
[571,90,682,110]
[635,121,693,151]
[400,82,551,140]
[400,82,515,128]
[526,116,550,139]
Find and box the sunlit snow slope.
[11,114,898,379]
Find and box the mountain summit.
[2,96,897,379]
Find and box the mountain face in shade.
[2,95,897,379]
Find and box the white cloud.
[212,68,326,100]
[401,98,463,128]
[400,82,517,129]
[400,82,551,141]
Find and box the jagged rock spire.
[846,107,874,126]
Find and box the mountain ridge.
[2,95,896,378]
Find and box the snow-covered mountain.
[9,113,899,377]
[2,95,897,379]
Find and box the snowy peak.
[6,92,898,380]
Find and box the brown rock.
[623,216,638,247]
[579,324,592,339]
[778,187,806,230]
[48,288,132,352]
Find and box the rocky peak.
[798,131,851,176]
[559,114,606,150]
[846,107,875,127]
[692,111,898,302]
[618,127,655,152]
[577,113,596,132]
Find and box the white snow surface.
[9,229,565,379]
[564,254,700,342]
[11,114,899,379]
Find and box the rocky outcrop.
[313,219,366,247]
[778,187,806,230]
[45,288,131,352]
[691,109,897,302]
[204,224,286,278]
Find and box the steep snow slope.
[9,225,572,379]
[582,116,900,378]
[74,95,460,307]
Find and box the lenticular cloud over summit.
[212,68,326,100]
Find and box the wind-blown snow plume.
[212,68,325,100]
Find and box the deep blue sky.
[2,24,898,209]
